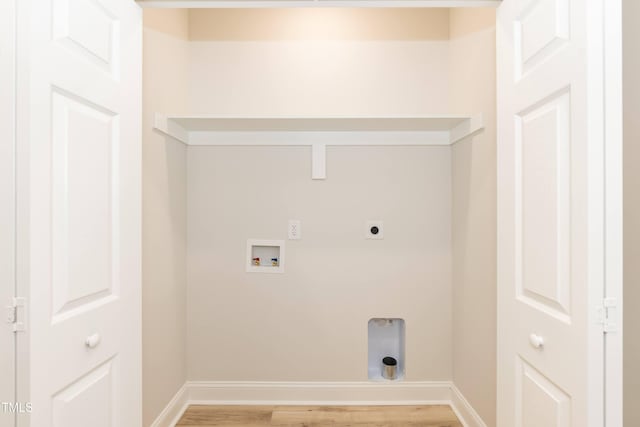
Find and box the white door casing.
[0,0,17,426]
[497,0,608,426]
[603,2,623,426]
[17,0,142,426]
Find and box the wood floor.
[176,405,463,426]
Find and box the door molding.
[603,0,624,425]
[15,0,30,424]
[0,0,17,425]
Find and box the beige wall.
[142,9,189,427]
[188,8,449,41]
[184,8,455,383]
[624,0,640,424]
[187,40,450,115]
[449,8,496,427]
[144,7,189,39]
[186,9,450,115]
[187,146,452,381]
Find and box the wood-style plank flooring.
[176,405,463,426]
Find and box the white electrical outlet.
[366,220,384,239]
[288,220,301,240]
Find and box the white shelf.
[153,113,484,179]
[154,114,483,146]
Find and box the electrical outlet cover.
[288,220,301,240]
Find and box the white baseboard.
[150,381,487,427]
[450,384,489,427]
[187,381,452,406]
[149,384,189,427]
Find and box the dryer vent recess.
[368,318,405,381]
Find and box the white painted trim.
[137,1,501,9]
[450,114,484,145]
[153,113,484,147]
[186,381,452,405]
[15,0,32,424]
[311,144,326,180]
[603,0,624,425]
[150,381,487,427]
[149,384,189,427]
[188,131,452,146]
[450,384,488,427]
[154,113,188,144]
[585,0,608,425]
[0,1,17,425]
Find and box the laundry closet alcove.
[142,7,497,427]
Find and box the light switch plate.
[288,220,301,240]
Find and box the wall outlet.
[366,220,384,239]
[288,220,301,240]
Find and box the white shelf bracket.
[450,114,484,144]
[312,144,327,180]
[153,113,189,144]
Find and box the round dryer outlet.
[365,220,384,240]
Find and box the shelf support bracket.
[153,113,189,144]
[450,114,484,144]
[311,144,327,180]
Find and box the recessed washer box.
[246,239,285,274]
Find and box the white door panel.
[50,88,119,321]
[53,0,120,74]
[517,89,572,321]
[497,0,604,426]
[51,358,115,427]
[19,0,142,426]
[517,358,571,427]
[0,0,17,426]
[515,0,570,78]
